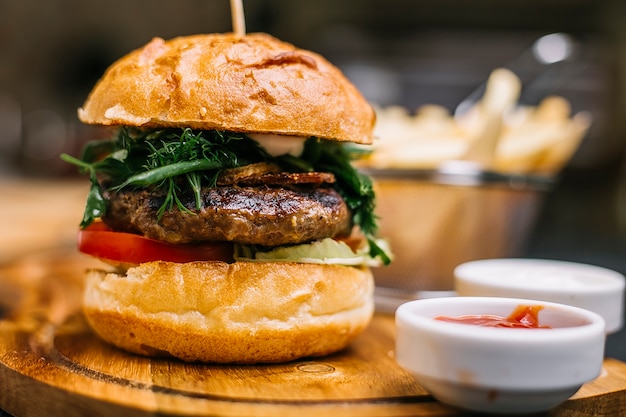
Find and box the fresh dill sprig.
[61,127,270,226]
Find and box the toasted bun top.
[78,33,375,144]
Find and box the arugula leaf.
[60,153,109,228]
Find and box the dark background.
[1,0,625,358]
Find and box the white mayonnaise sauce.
[247,133,307,157]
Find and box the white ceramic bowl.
[454,258,625,333]
[395,296,606,414]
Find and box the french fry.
[534,111,591,173]
[461,68,521,167]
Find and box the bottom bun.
[83,260,374,363]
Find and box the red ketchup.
[435,305,551,329]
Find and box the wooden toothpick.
[230,0,246,38]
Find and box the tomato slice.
[78,222,234,264]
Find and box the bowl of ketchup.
[395,296,605,414]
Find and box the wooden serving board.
[1,250,626,416]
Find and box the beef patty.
[103,185,352,246]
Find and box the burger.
[62,32,391,363]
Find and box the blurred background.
[1,0,625,357]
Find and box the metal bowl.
[365,162,554,309]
